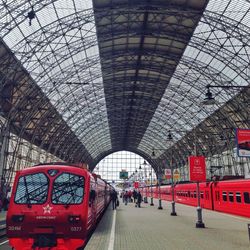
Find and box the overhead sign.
[165,169,171,179]
[173,169,180,181]
[236,128,250,157]
[119,171,128,179]
[188,156,206,182]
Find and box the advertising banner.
[236,128,250,157]
[173,169,180,181]
[188,156,206,182]
[165,169,171,179]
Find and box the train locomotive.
[6,163,113,250]
[141,179,250,218]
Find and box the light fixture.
[151,150,155,158]
[202,86,216,106]
[202,84,250,106]
[27,7,36,26]
[167,130,173,141]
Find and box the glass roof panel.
[138,0,250,154]
[0,0,111,159]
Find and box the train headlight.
[68,215,81,223]
[12,215,25,222]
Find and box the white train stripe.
[0,240,9,246]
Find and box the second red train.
[141,179,250,218]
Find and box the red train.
[7,163,113,250]
[141,179,250,218]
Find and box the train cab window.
[52,173,84,204]
[229,192,234,202]
[222,192,227,202]
[243,192,250,204]
[15,173,49,204]
[236,192,241,203]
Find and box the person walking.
[132,190,138,203]
[111,190,118,210]
[124,191,129,205]
[137,191,142,208]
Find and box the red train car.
[211,179,250,217]
[143,179,250,218]
[175,182,213,209]
[7,163,112,250]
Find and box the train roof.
[17,163,90,175]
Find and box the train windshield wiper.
[23,176,32,208]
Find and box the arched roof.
[0,0,249,171]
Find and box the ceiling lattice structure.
[0,0,249,175]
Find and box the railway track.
[0,220,6,237]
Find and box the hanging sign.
[165,169,171,179]
[236,128,250,157]
[173,169,180,181]
[134,181,139,188]
[119,171,128,179]
[188,156,206,182]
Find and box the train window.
[194,191,197,198]
[52,173,84,204]
[236,192,241,203]
[200,192,204,199]
[15,173,49,204]
[243,192,250,204]
[229,192,234,202]
[222,192,227,202]
[188,191,190,197]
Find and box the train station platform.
[85,199,250,250]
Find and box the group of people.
[110,189,143,210]
[121,189,142,207]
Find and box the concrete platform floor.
[85,199,250,250]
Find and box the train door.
[89,180,97,227]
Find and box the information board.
[188,156,206,182]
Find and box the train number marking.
[70,226,82,232]
[8,226,21,231]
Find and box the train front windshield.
[14,171,85,205]
[15,173,49,204]
[52,173,85,204]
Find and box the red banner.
[236,128,250,157]
[134,182,139,188]
[188,156,206,182]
